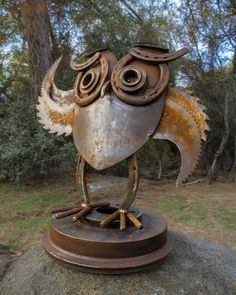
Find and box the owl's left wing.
[36,57,75,136]
[152,87,209,186]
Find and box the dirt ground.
[0,174,235,255]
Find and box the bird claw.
[72,204,93,222]
[51,202,110,221]
[100,208,143,231]
[52,205,82,219]
[52,203,142,230]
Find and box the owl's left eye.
[116,66,146,92]
[111,49,170,106]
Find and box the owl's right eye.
[77,68,100,95]
[71,49,117,107]
[72,51,107,107]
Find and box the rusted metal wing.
[36,57,75,136]
[153,87,208,186]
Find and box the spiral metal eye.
[117,66,146,92]
[74,50,117,107]
[111,52,169,106]
[79,68,100,94]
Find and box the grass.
[0,183,75,251]
[0,177,236,252]
[0,183,24,201]
[6,191,66,214]
[191,202,207,221]
[6,216,52,251]
[156,194,209,226]
[16,216,51,233]
[155,191,236,248]
[213,207,236,229]
[0,184,23,194]
[176,212,192,222]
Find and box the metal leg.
[100,153,143,230]
[52,155,141,229]
[52,156,110,221]
[76,156,91,205]
[121,153,139,210]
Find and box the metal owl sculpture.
[38,45,208,273]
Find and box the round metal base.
[43,208,173,274]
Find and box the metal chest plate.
[72,93,165,170]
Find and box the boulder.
[0,244,15,280]
[1,232,236,295]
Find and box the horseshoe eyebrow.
[129,47,189,63]
[70,52,100,71]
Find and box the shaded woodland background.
[0,0,235,183]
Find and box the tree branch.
[119,0,143,24]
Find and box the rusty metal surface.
[70,52,101,71]
[36,45,208,212]
[74,50,117,106]
[76,156,91,204]
[37,46,205,184]
[37,44,209,273]
[73,92,165,170]
[121,154,139,210]
[111,51,169,105]
[129,46,189,62]
[135,43,169,52]
[36,57,75,136]
[153,87,207,186]
[43,209,173,274]
[84,205,142,228]
[56,154,142,229]
[165,87,209,141]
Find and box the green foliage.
[0,65,77,181]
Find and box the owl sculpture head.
[37,45,208,187]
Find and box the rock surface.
[1,232,236,295]
[0,244,15,280]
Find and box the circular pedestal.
[43,208,173,274]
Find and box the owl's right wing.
[36,57,75,136]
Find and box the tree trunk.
[157,157,162,180]
[231,135,236,182]
[208,93,230,183]
[20,0,51,100]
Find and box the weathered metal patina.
[37,44,208,273]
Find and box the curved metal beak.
[100,80,112,98]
